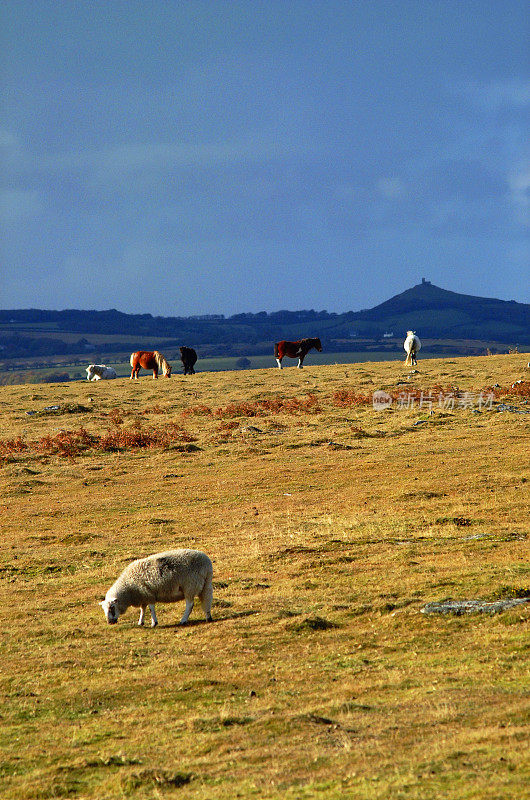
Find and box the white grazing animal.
[100,549,213,627]
[86,364,117,381]
[404,331,421,366]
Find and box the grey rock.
[421,598,530,615]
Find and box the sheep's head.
[100,597,122,624]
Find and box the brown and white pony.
[130,351,172,379]
[274,337,322,369]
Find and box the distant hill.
[0,281,528,361]
[345,280,530,341]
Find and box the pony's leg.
[179,598,194,624]
[152,370,158,379]
[297,358,304,369]
[276,358,282,369]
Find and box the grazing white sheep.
[404,331,421,366]
[100,549,213,627]
[86,364,117,381]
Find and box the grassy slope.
[0,355,529,799]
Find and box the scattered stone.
[421,598,530,615]
[25,403,91,417]
[496,404,530,414]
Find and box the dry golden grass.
[0,355,529,799]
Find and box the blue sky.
[1,0,528,315]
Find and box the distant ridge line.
[1,282,529,354]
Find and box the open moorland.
[0,354,529,799]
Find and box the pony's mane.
[153,351,171,375]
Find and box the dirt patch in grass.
[122,769,193,791]
[284,615,339,632]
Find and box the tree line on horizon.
[1,283,529,361]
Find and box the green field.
[110,350,465,378]
[4,344,529,385]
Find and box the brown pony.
[274,337,322,369]
[130,351,172,379]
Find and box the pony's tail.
[274,342,279,358]
[130,352,136,367]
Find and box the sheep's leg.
[179,598,194,624]
[200,581,214,622]
[148,605,158,627]
[138,606,146,626]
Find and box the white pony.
[86,364,117,381]
[404,331,421,366]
